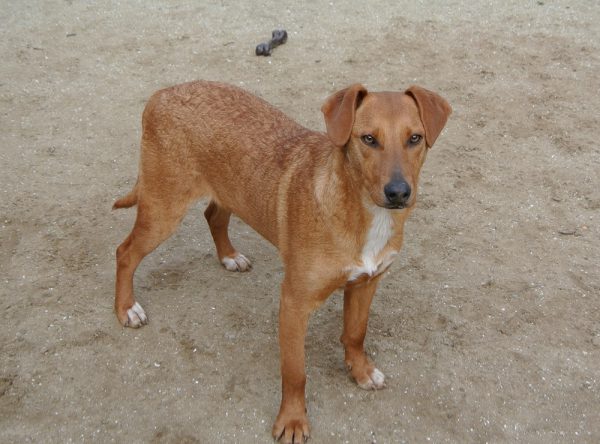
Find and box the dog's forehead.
[356,91,422,128]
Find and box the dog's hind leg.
[204,200,251,272]
[115,195,190,327]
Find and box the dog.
[113,80,451,443]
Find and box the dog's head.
[321,84,451,209]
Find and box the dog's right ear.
[321,84,367,147]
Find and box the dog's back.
[138,81,323,243]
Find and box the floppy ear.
[405,86,452,147]
[321,84,367,147]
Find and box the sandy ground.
[1,1,599,442]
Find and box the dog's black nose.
[384,181,411,207]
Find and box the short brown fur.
[113,81,451,443]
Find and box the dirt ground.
[1,1,599,442]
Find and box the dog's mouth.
[370,198,410,210]
[383,202,408,210]
[385,203,406,210]
[372,200,410,210]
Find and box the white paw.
[358,368,386,390]
[221,253,252,272]
[126,302,148,328]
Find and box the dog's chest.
[346,208,397,282]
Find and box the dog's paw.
[272,409,310,444]
[124,302,148,328]
[221,253,252,272]
[357,367,386,390]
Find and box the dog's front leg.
[341,277,386,390]
[272,278,317,444]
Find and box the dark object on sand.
[255,30,288,56]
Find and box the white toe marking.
[222,257,238,271]
[358,368,386,390]
[221,253,251,272]
[234,253,251,271]
[127,302,147,327]
[371,368,385,388]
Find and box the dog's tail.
[113,179,139,209]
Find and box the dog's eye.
[408,134,423,145]
[361,134,379,148]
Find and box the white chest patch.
[347,207,397,281]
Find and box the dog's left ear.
[405,86,452,148]
[321,84,367,147]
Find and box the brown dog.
[113,81,451,443]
